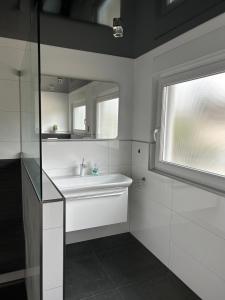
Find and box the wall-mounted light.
[113,18,123,38]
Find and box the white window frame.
[71,103,87,133]
[96,92,119,140]
[152,59,225,193]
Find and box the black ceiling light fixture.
[113,17,123,38]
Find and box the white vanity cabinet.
[66,188,128,231]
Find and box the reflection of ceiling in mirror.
[41,75,91,93]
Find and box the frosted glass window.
[97,98,119,139]
[73,105,86,131]
[161,72,225,177]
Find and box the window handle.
[153,128,160,142]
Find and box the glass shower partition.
[20,1,42,199]
[20,2,42,300]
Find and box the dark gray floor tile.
[91,233,137,252]
[118,274,201,300]
[0,224,25,273]
[0,281,27,300]
[65,253,115,300]
[96,241,168,287]
[81,289,123,300]
[66,240,94,258]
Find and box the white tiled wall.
[131,13,225,300]
[131,141,225,300]
[42,201,64,300]
[0,37,25,159]
[42,140,132,178]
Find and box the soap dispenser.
[80,158,87,176]
[91,164,99,176]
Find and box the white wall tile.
[131,199,171,267]
[109,164,131,177]
[44,168,75,178]
[0,46,24,81]
[0,38,22,159]
[132,141,149,169]
[170,243,225,300]
[0,80,19,111]
[43,287,63,300]
[0,37,26,50]
[172,181,218,213]
[109,140,132,166]
[42,140,134,178]
[0,142,20,158]
[148,173,173,209]
[0,111,20,141]
[130,170,171,267]
[133,57,154,142]
[42,141,109,175]
[172,182,225,240]
[108,140,132,176]
[171,212,225,281]
[43,228,63,291]
[43,202,64,230]
[132,163,173,210]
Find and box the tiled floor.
[0,280,27,299]
[0,222,25,274]
[0,159,25,274]
[65,233,200,300]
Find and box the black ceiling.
[1,0,225,58]
[134,0,225,58]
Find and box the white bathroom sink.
[52,173,132,198]
[51,173,132,232]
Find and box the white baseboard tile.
[66,222,129,244]
[43,228,63,291]
[43,287,63,300]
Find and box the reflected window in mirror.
[72,104,87,132]
[96,96,119,139]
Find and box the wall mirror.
[41,0,121,28]
[41,75,119,140]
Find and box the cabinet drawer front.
[66,190,128,232]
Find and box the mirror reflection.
[41,75,119,140]
[41,0,121,28]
